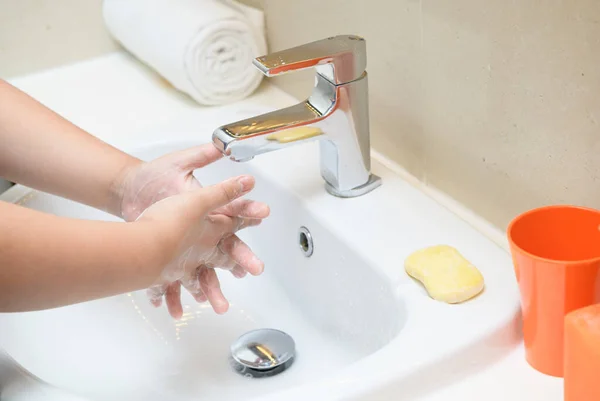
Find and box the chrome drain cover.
[230,328,295,378]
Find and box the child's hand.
[117,143,266,222]
[136,175,263,318]
[115,144,269,318]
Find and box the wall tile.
[262,0,600,228]
[0,0,118,78]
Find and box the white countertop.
[417,344,562,401]
[5,52,563,401]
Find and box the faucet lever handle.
[253,35,366,85]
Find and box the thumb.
[194,175,255,213]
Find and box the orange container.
[564,303,600,401]
[507,205,600,377]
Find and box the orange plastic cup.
[507,205,600,377]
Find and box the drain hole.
[298,226,313,257]
[299,233,309,252]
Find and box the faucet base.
[325,174,382,198]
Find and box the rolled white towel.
[102,0,267,106]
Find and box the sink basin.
[0,54,521,400]
[0,141,404,401]
[0,134,521,401]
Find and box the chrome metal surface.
[230,329,295,378]
[213,35,381,198]
[253,35,366,85]
[0,179,13,194]
[298,226,314,257]
[325,173,382,198]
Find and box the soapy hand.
[136,175,263,317]
[115,144,269,318]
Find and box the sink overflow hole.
[298,226,314,257]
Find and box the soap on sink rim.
[404,245,484,303]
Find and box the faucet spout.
[212,35,381,198]
[212,101,326,162]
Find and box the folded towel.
[103,0,267,106]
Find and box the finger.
[214,199,270,219]
[218,235,264,276]
[147,283,169,307]
[238,218,263,230]
[195,291,208,303]
[166,143,223,171]
[165,282,183,320]
[205,247,237,270]
[199,268,229,314]
[208,214,263,235]
[180,268,208,303]
[230,264,247,278]
[195,175,254,212]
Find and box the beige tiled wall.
[0,0,263,78]
[239,0,264,9]
[261,0,600,229]
[1,0,597,228]
[0,0,118,78]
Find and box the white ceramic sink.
[0,138,520,401]
[0,141,403,401]
[0,54,522,401]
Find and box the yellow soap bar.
[404,245,484,303]
[266,127,322,143]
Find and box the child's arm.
[0,79,140,216]
[0,200,164,312]
[0,175,262,315]
[0,80,270,317]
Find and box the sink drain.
[298,226,313,257]
[230,328,295,378]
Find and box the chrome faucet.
[212,35,381,198]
